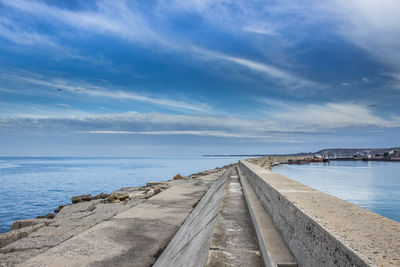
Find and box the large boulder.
[173,174,184,180]
[153,186,162,195]
[36,213,55,219]
[107,193,129,203]
[71,194,92,204]
[93,192,109,200]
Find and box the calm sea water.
[273,161,400,223]
[0,156,244,233]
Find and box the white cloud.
[79,130,274,138]
[0,72,212,113]
[193,48,322,89]
[263,100,397,130]
[1,103,397,140]
[386,73,400,90]
[320,1,400,71]
[0,112,289,141]
[243,25,276,36]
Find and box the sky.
[0,0,399,156]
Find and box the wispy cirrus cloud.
[0,0,322,90]
[79,130,275,139]
[0,17,53,45]
[242,25,276,36]
[1,0,165,46]
[0,71,212,113]
[196,49,323,89]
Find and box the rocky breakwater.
[0,168,221,267]
[249,155,310,170]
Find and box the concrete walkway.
[17,171,223,267]
[206,168,263,266]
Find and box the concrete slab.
[17,171,223,267]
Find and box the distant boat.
[270,161,280,167]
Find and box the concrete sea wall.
[239,160,400,267]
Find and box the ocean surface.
[273,160,400,223]
[0,156,244,233]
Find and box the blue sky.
[0,0,399,156]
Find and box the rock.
[119,194,129,201]
[146,182,169,187]
[107,193,118,203]
[54,204,70,213]
[126,191,146,199]
[144,189,155,199]
[93,192,109,200]
[36,213,55,220]
[56,201,99,219]
[72,194,92,204]
[86,201,97,212]
[159,184,170,189]
[107,193,129,203]
[118,186,140,192]
[153,186,162,195]
[173,174,184,180]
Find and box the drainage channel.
[206,167,264,266]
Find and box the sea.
[0,156,244,233]
[273,160,400,223]
[1,158,399,233]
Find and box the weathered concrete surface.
[206,168,263,266]
[0,177,177,266]
[153,169,230,267]
[0,198,148,266]
[16,171,223,267]
[10,218,52,231]
[239,160,400,267]
[0,223,46,249]
[238,166,296,267]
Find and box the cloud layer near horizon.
[1,104,398,136]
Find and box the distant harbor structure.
[284,148,400,165]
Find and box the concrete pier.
[1,159,400,266]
